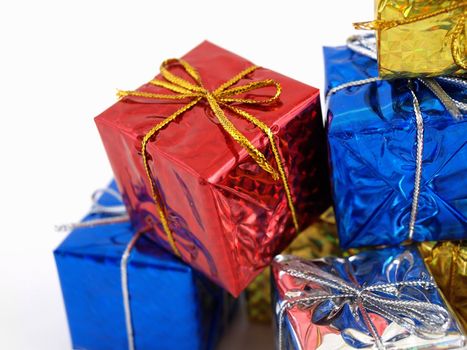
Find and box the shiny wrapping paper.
[246,208,341,323]
[364,0,466,78]
[95,41,330,296]
[325,45,467,249]
[54,182,235,350]
[419,241,467,330]
[272,246,466,350]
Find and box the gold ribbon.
[118,59,298,256]
[354,1,467,70]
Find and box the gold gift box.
[355,0,466,78]
[245,208,342,323]
[419,241,467,331]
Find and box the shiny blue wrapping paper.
[324,45,467,249]
[272,246,466,349]
[54,181,235,350]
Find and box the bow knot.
[277,255,451,350]
[117,59,297,256]
[356,287,369,300]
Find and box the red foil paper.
[95,41,330,296]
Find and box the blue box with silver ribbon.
[54,181,236,350]
[325,35,467,249]
[272,246,466,350]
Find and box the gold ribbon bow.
[118,59,298,256]
[354,1,467,70]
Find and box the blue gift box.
[54,182,235,350]
[272,246,466,349]
[324,45,467,249]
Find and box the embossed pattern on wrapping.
[326,34,466,244]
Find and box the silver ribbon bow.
[55,187,129,231]
[276,255,451,350]
[326,34,467,242]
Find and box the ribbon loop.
[55,187,130,232]
[148,79,193,95]
[218,79,282,104]
[160,58,205,92]
[118,58,298,256]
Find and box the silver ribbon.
[326,34,467,241]
[55,187,129,231]
[120,230,142,350]
[56,187,137,350]
[276,255,451,350]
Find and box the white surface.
[0,1,372,349]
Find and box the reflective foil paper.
[325,45,467,249]
[272,246,466,350]
[246,208,341,323]
[372,0,466,78]
[95,41,330,296]
[419,241,467,330]
[54,181,235,350]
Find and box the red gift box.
[95,41,330,296]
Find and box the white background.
[0,1,372,349]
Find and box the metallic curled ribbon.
[326,34,467,243]
[117,59,298,257]
[276,255,452,350]
[55,188,138,350]
[353,1,467,70]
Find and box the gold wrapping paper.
[355,0,466,78]
[245,207,342,323]
[419,241,467,331]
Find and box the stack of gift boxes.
[55,0,466,349]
